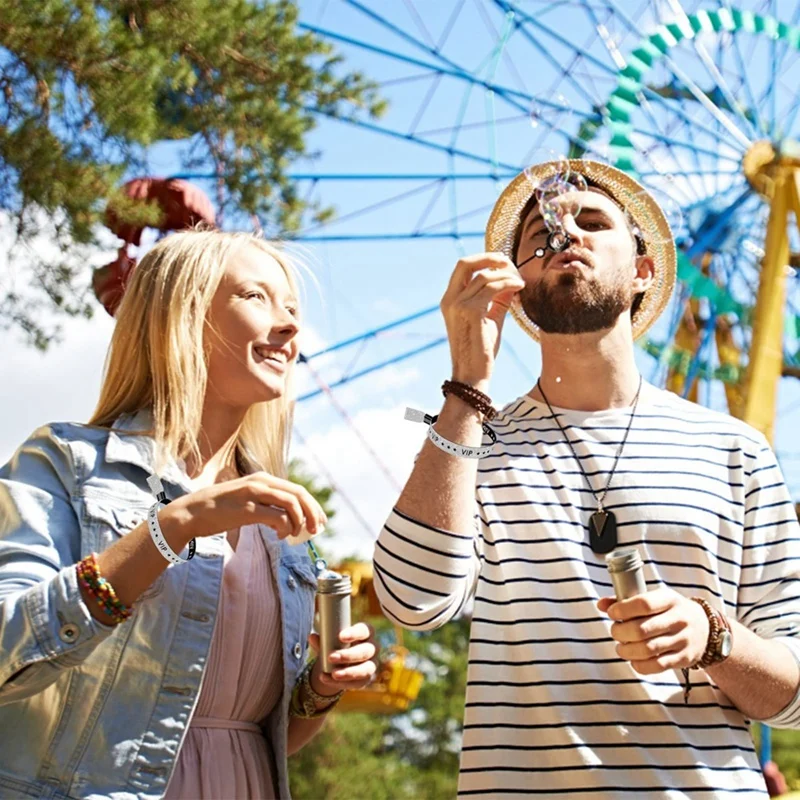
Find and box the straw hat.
[484,159,677,341]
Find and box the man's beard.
[520,269,633,335]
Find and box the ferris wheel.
[289,0,800,742]
[293,0,800,449]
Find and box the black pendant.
[589,510,618,554]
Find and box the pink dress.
[165,525,283,800]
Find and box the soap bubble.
[619,186,685,247]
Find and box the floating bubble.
[567,171,588,193]
[619,186,685,247]
[541,201,565,233]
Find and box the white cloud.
[0,312,115,461]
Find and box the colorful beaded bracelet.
[76,553,132,625]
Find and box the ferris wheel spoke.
[407,73,445,136]
[419,201,496,234]
[402,0,437,49]
[580,0,701,187]
[604,0,754,150]
[745,2,800,136]
[412,180,447,234]
[662,0,760,142]
[472,0,530,94]
[718,1,769,136]
[294,179,445,237]
[770,0,778,133]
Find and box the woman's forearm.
[286,714,328,755]
[81,503,194,623]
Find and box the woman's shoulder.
[20,421,113,456]
[2,422,113,482]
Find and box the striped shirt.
[374,384,800,798]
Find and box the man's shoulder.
[644,386,767,447]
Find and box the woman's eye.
[245,291,266,301]
[285,306,298,318]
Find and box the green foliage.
[753,725,800,789]
[289,616,470,800]
[0,0,384,348]
[289,458,336,523]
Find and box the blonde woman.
[0,230,377,799]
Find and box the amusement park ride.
[97,0,800,759]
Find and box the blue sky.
[2,0,799,558]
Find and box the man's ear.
[633,254,655,295]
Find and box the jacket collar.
[105,408,191,492]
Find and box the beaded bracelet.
[76,553,132,625]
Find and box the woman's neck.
[531,323,641,411]
[184,400,248,486]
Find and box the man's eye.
[582,220,608,230]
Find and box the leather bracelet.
[692,597,727,668]
[442,380,498,421]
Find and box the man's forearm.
[705,620,800,722]
[395,393,486,533]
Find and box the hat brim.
[484,159,677,342]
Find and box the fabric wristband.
[405,408,497,459]
[146,474,195,565]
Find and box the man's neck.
[530,322,641,412]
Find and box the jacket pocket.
[81,498,166,599]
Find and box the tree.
[0,0,384,348]
[286,460,467,798]
[288,616,469,800]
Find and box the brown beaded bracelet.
[76,553,132,625]
[442,380,498,420]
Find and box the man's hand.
[440,253,525,392]
[597,588,710,674]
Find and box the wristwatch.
[691,597,733,667]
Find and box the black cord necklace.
[537,376,643,554]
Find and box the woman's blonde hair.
[89,229,302,479]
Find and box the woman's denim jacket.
[0,412,318,799]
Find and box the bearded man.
[374,160,800,798]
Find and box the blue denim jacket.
[0,411,317,799]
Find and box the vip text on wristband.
[405,407,497,459]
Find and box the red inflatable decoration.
[94,177,215,316]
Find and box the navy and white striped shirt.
[375,384,800,798]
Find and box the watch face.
[719,630,733,659]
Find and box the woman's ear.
[633,254,655,295]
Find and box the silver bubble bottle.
[317,569,352,673]
[605,546,647,600]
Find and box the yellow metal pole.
[741,172,790,443]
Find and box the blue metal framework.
[247,0,800,759]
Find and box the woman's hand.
[308,623,378,696]
[160,472,328,545]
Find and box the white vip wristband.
[146,475,196,565]
[405,407,497,459]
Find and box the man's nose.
[559,213,584,241]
